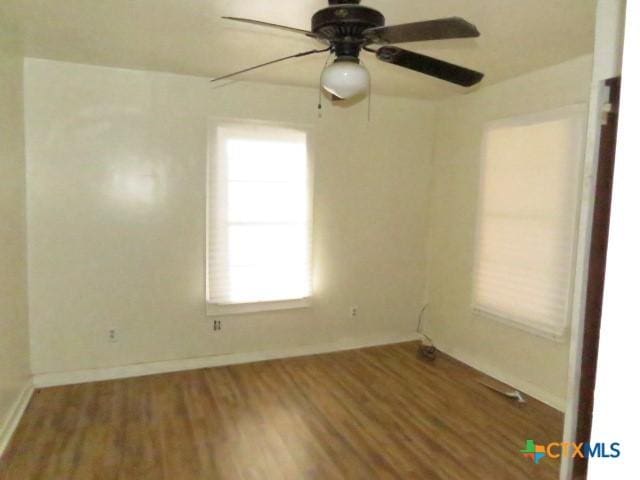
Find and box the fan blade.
[375,46,484,87]
[364,17,479,44]
[210,48,330,84]
[222,16,317,38]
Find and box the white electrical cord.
[478,380,527,404]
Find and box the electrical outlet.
[108,329,118,343]
[212,320,223,332]
[350,306,358,317]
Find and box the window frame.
[205,118,315,317]
[471,104,588,341]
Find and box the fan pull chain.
[368,96,371,122]
[317,51,334,118]
[360,57,372,123]
[367,67,372,122]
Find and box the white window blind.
[472,107,585,338]
[207,123,312,308]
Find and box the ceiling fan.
[212,0,484,100]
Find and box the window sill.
[206,297,311,317]
[472,306,568,343]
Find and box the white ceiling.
[2,0,597,99]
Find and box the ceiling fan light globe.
[321,59,369,100]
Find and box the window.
[207,122,312,315]
[472,106,586,339]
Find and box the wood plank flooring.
[0,342,563,479]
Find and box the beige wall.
[427,55,594,409]
[0,42,31,436]
[24,58,434,375]
[23,54,596,410]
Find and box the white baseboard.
[31,334,564,411]
[436,344,566,412]
[0,381,34,459]
[33,332,421,388]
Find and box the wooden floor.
[0,343,563,480]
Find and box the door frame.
[571,76,621,480]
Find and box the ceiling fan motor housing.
[312,5,385,58]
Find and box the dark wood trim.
[572,76,621,480]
